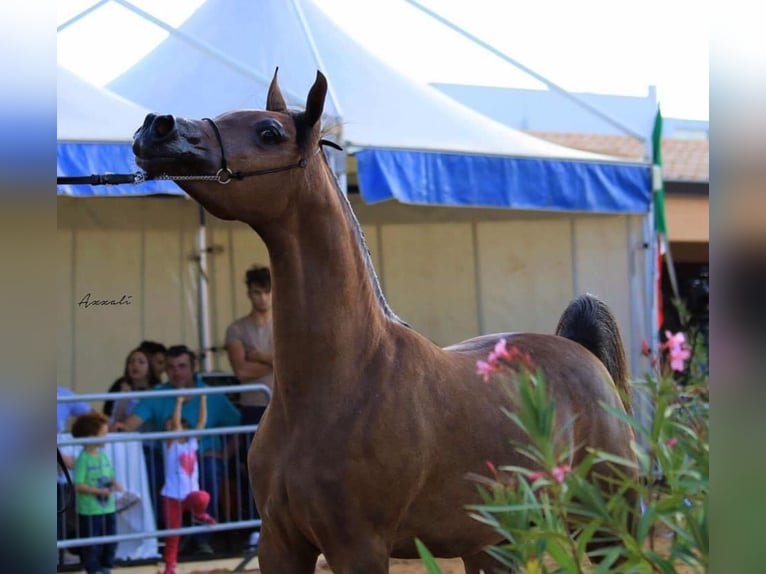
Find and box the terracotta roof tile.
[525,131,709,182]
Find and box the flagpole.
[661,236,681,304]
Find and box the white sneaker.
[60,549,79,565]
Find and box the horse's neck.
[256,161,396,388]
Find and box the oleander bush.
[417,310,709,573]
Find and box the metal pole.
[197,205,212,371]
[109,0,306,105]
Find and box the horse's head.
[132,69,328,224]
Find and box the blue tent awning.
[58,142,651,212]
[356,149,651,213]
[57,143,183,197]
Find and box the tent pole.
[110,0,306,105]
[197,205,213,372]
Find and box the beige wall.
[58,197,203,394]
[58,196,646,394]
[665,195,709,243]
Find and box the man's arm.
[111,412,144,432]
[245,348,273,365]
[226,339,273,381]
[196,394,208,429]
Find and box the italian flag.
[652,106,678,329]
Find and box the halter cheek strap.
[203,118,233,183]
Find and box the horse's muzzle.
[133,113,184,158]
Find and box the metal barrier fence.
[56,380,271,567]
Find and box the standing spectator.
[224,265,274,529]
[115,345,241,555]
[161,394,216,574]
[225,264,274,425]
[72,412,123,574]
[57,386,93,566]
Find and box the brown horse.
[133,70,637,574]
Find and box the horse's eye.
[260,128,280,144]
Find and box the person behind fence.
[71,411,123,574]
[113,344,241,555]
[57,386,93,566]
[139,340,169,383]
[104,347,161,423]
[225,264,274,426]
[224,264,274,534]
[104,346,165,528]
[161,393,216,574]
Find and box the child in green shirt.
[72,412,123,574]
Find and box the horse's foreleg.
[321,536,390,574]
[462,550,511,574]
[256,526,319,574]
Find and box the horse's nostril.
[151,114,177,141]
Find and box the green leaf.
[414,538,443,574]
[599,401,650,437]
[545,537,579,571]
[588,449,640,470]
[591,546,622,574]
[636,504,655,544]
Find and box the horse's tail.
[555,294,632,415]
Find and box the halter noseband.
[57,117,343,188]
[202,117,322,184]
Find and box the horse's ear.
[266,67,288,113]
[304,71,327,129]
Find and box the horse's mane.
[322,149,409,328]
[291,109,408,327]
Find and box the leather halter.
[202,117,341,185]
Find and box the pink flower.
[669,345,692,372]
[476,360,499,382]
[528,471,546,482]
[662,331,692,372]
[492,338,515,361]
[486,460,497,475]
[551,464,571,484]
[641,339,652,357]
[666,437,678,448]
[664,330,687,349]
[478,339,533,381]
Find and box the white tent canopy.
[57,67,152,143]
[104,2,608,160]
[58,0,650,212]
